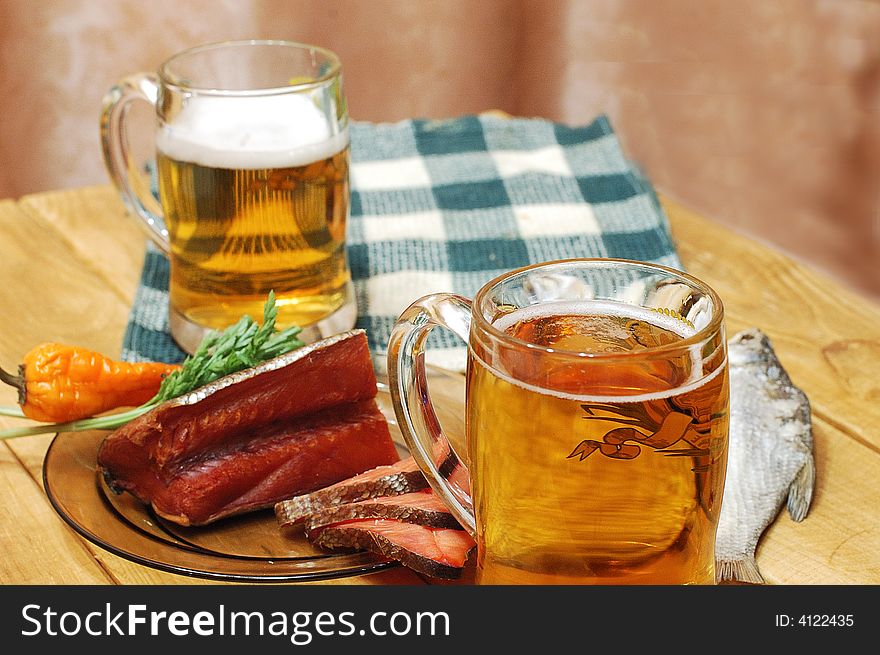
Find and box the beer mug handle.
[388,293,476,536]
[100,73,170,254]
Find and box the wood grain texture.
[0,434,113,584]
[756,416,880,584]
[0,197,217,584]
[17,187,148,303]
[0,192,424,585]
[0,198,131,354]
[663,194,880,583]
[1,186,878,585]
[666,196,880,450]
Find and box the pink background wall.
[1,0,877,298]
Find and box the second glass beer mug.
[388,259,730,584]
[102,40,355,353]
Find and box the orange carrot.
[0,343,180,422]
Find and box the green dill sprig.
[0,292,304,440]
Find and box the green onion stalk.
[0,291,304,440]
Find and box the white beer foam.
[482,300,724,403]
[156,94,348,169]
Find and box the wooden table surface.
[1,185,878,585]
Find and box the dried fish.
[715,328,815,583]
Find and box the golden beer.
[466,301,729,584]
[156,145,350,330]
[102,41,354,351]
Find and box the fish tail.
[787,458,815,522]
[716,557,765,584]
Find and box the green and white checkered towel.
[122,114,680,370]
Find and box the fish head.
[728,328,775,367]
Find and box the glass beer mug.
[101,40,355,353]
[388,259,730,584]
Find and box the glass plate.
[42,369,466,583]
